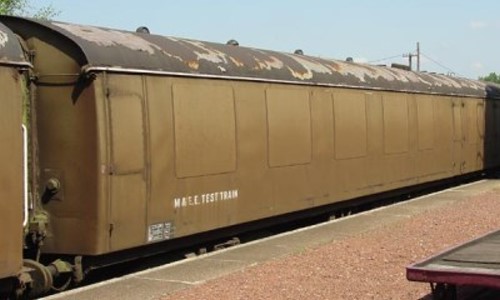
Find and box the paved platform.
[42,179,499,300]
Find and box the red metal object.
[407,229,500,289]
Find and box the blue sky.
[32,0,499,79]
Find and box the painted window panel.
[173,83,237,178]
[266,88,312,167]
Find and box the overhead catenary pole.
[403,42,420,72]
[416,42,420,72]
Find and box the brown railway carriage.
[0,21,29,292]
[1,16,500,261]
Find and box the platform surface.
[43,180,500,300]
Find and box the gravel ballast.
[161,185,500,300]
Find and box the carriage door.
[474,101,485,170]
[107,75,148,251]
[452,99,466,175]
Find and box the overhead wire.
[419,52,464,77]
[368,55,402,64]
[369,51,464,78]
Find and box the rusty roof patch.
[1,16,499,98]
[0,21,27,65]
[53,22,163,55]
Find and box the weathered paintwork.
[0,21,27,66]
[0,22,25,281]
[2,16,499,98]
[1,16,499,258]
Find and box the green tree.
[479,72,500,84]
[0,0,58,19]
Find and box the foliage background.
[479,72,500,84]
[0,0,58,19]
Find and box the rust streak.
[53,22,162,54]
[187,61,199,70]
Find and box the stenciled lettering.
[173,189,239,209]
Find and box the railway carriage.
[0,15,500,297]
[0,21,30,296]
